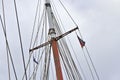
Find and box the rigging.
[0,15,18,80]
[0,0,100,80]
[13,0,27,79]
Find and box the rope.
[13,0,27,79]
[2,0,6,30]
[29,0,42,49]
[76,33,96,80]
[22,5,45,80]
[77,28,100,80]
[67,37,87,80]
[46,45,51,80]
[0,15,18,80]
[43,46,49,80]
[58,0,85,46]
[82,48,95,80]
[32,9,45,49]
[62,39,82,80]
[50,60,55,80]
[29,47,49,80]
[2,0,11,80]
[33,12,46,79]
[6,43,11,80]
[85,46,100,80]
[22,7,46,80]
[29,0,42,77]
[58,0,78,27]
[58,40,76,79]
[58,44,72,80]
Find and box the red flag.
[77,35,85,48]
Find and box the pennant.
[33,57,38,64]
[77,35,85,48]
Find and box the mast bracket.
[48,28,56,35]
[45,3,51,7]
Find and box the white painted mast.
[45,0,56,37]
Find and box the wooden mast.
[51,39,63,80]
[45,0,63,79]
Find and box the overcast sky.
[0,0,120,80]
[70,0,120,80]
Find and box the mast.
[29,0,79,79]
[45,0,63,80]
